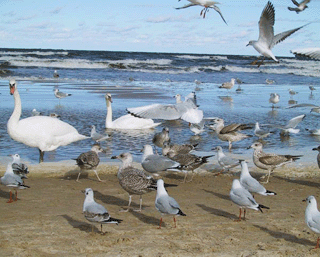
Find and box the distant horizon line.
[0,47,296,59]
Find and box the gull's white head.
[11,154,21,163]
[250,142,263,150]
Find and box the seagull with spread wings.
[176,0,227,24]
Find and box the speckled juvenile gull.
[176,0,227,23]
[288,0,311,13]
[141,145,182,174]
[90,125,110,142]
[219,78,235,91]
[250,142,302,183]
[162,142,198,156]
[239,160,276,196]
[211,118,252,151]
[127,92,203,124]
[111,152,177,212]
[288,88,298,96]
[213,146,240,173]
[83,188,122,233]
[153,127,170,148]
[266,79,275,84]
[11,154,29,179]
[74,144,105,182]
[312,146,320,168]
[247,1,307,65]
[303,195,320,249]
[165,151,213,182]
[269,93,280,108]
[1,163,30,203]
[254,122,273,139]
[155,179,186,228]
[229,179,269,221]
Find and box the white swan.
[104,93,161,130]
[7,79,89,163]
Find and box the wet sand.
[1,162,320,257]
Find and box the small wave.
[175,54,211,60]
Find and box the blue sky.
[0,0,319,56]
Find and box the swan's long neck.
[7,89,21,134]
[105,99,113,127]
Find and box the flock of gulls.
[3,75,320,246]
[1,0,320,249]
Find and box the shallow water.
[1,78,320,166]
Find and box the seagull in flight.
[247,1,307,65]
[176,0,227,24]
[291,48,320,60]
[288,0,311,13]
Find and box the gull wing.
[220,123,252,134]
[127,104,182,120]
[284,114,306,129]
[259,155,289,166]
[287,103,320,109]
[210,5,228,25]
[291,48,320,60]
[258,1,275,47]
[175,3,197,10]
[271,25,306,49]
[291,0,300,6]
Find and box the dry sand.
[1,162,320,257]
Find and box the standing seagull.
[54,88,72,104]
[229,179,269,221]
[312,146,320,169]
[288,0,311,13]
[176,0,227,23]
[1,164,30,203]
[239,160,276,196]
[141,145,182,175]
[211,118,252,151]
[155,179,186,229]
[303,195,320,249]
[83,188,122,234]
[247,1,307,65]
[90,125,110,142]
[11,154,29,179]
[213,146,240,173]
[74,144,106,182]
[269,93,280,108]
[219,78,236,92]
[250,142,302,183]
[111,152,177,212]
[254,122,273,139]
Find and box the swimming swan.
[105,93,160,130]
[7,79,89,163]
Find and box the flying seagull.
[288,0,311,13]
[291,48,320,60]
[176,0,227,24]
[247,1,307,65]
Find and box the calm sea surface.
[0,48,320,166]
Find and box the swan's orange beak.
[10,85,15,95]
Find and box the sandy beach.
[1,161,320,257]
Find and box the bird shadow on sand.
[253,225,315,247]
[203,189,230,201]
[0,188,10,200]
[196,204,238,220]
[61,168,89,180]
[273,176,320,188]
[94,191,145,210]
[128,209,163,227]
[60,214,100,233]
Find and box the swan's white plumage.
[7,79,88,159]
[105,93,160,130]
